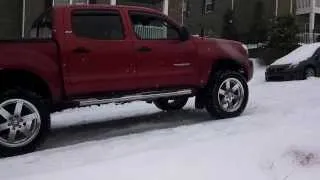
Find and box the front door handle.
[137,46,152,52]
[73,47,91,54]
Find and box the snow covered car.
[265,43,320,81]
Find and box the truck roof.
[53,4,162,14]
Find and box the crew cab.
[0,5,253,156]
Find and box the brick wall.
[185,0,232,36]
[185,0,294,38]
[168,0,183,24]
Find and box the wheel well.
[0,70,52,100]
[195,59,247,110]
[305,65,316,72]
[211,59,246,79]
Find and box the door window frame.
[128,11,182,41]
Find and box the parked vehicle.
[0,5,253,156]
[265,43,320,81]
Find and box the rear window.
[71,10,124,40]
[29,10,53,39]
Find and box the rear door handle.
[73,47,91,54]
[137,46,152,52]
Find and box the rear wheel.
[205,71,249,119]
[154,97,189,111]
[304,67,316,79]
[0,89,50,157]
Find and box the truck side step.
[76,89,193,107]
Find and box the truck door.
[128,11,198,89]
[63,9,136,96]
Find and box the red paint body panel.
[0,41,62,101]
[0,5,253,103]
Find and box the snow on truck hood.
[272,43,320,66]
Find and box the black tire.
[205,71,249,119]
[0,89,50,157]
[304,67,316,79]
[154,97,189,111]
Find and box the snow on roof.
[272,43,320,65]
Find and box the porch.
[296,0,320,42]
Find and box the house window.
[204,0,215,14]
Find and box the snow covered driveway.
[1,62,320,180]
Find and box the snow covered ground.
[1,61,320,180]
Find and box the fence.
[134,25,167,40]
[297,33,320,44]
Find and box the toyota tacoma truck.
[0,5,253,156]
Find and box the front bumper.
[265,68,303,81]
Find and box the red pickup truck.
[0,5,253,156]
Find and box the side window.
[129,13,180,40]
[72,10,124,40]
[29,11,53,39]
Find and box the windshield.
[272,43,320,65]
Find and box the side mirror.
[179,26,190,41]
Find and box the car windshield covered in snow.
[272,43,320,66]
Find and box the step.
[76,89,194,107]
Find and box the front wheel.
[0,89,50,157]
[154,97,189,111]
[205,71,249,119]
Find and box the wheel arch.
[304,65,317,78]
[0,69,52,101]
[196,58,248,109]
[210,59,248,82]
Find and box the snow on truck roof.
[272,43,320,65]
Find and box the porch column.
[310,12,315,33]
[275,0,278,16]
[310,0,316,42]
[163,0,169,15]
[110,0,116,5]
[22,0,26,37]
[231,0,234,10]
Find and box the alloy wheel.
[217,78,245,113]
[0,99,41,148]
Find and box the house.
[184,0,294,39]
